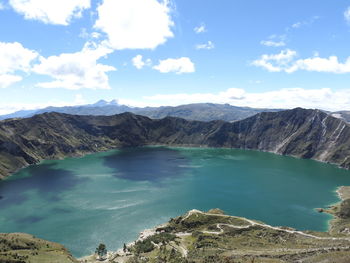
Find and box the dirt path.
[186,210,350,242]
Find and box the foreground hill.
[3,203,350,263]
[0,233,77,263]
[0,101,280,122]
[1,108,350,179]
[83,207,350,263]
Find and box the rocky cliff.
[0,108,349,179]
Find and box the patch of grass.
[167,212,248,233]
[0,233,77,263]
[147,233,177,244]
[132,239,155,254]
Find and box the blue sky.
[1,0,350,114]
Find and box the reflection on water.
[104,147,190,182]
[0,163,87,208]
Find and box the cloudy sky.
[1,0,350,114]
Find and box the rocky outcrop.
[0,108,350,179]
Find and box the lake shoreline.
[2,146,350,259]
[79,196,350,260]
[2,144,349,181]
[78,208,350,263]
[337,186,350,201]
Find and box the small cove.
[0,146,349,257]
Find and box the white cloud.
[0,96,87,115]
[345,7,350,23]
[0,42,38,74]
[291,56,350,73]
[260,40,286,47]
[252,49,297,72]
[141,87,350,111]
[9,0,90,25]
[196,41,214,50]
[0,41,38,88]
[287,16,320,31]
[94,0,174,50]
[0,74,23,88]
[132,55,151,69]
[261,16,319,47]
[132,55,145,69]
[91,32,101,39]
[291,22,302,29]
[153,57,195,74]
[253,49,350,74]
[32,42,116,90]
[260,34,286,47]
[3,87,350,115]
[74,93,85,104]
[313,51,320,57]
[194,23,206,34]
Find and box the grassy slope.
[3,203,350,263]
[81,206,350,263]
[0,233,77,263]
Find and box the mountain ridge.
[1,108,350,179]
[0,102,282,122]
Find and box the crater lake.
[1,147,350,257]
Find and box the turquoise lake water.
[1,147,350,257]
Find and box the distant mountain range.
[1,108,349,179]
[2,100,349,124]
[331,111,350,123]
[0,100,282,122]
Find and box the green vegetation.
[111,208,350,263]
[165,211,250,233]
[95,243,107,259]
[3,204,350,263]
[0,233,77,263]
[147,233,177,244]
[130,233,177,255]
[132,239,155,254]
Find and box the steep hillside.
[0,108,350,179]
[218,108,350,168]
